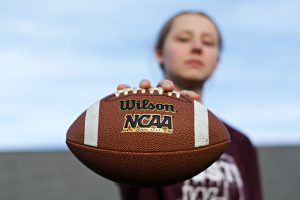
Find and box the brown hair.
[155,11,223,70]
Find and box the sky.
[0,0,300,151]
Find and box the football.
[66,87,230,186]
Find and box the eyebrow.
[177,30,215,38]
[177,30,192,35]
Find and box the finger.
[157,79,175,92]
[139,79,152,89]
[117,84,130,90]
[180,90,201,101]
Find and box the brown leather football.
[66,87,230,186]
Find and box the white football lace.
[132,87,138,94]
[114,87,180,98]
[149,87,155,94]
[168,91,180,98]
[157,87,164,95]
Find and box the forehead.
[170,14,218,36]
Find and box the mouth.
[185,59,204,68]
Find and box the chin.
[182,72,208,82]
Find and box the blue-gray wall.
[1,146,299,200]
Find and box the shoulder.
[223,122,255,148]
[221,122,257,157]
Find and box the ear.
[155,49,164,64]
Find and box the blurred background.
[0,0,299,199]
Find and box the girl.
[117,11,262,200]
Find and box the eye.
[202,34,216,47]
[203,39,215,47]
[176,36,190,43]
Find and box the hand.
[117,79,201,101]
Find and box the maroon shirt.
[118,123,262,200]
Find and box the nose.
[191,40,202,54]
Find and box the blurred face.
[156,14,220,85]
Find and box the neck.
[164,75,204,102]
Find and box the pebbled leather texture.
[66,89,230,186]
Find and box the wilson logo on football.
[119,99,175,112]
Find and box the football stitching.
[115,87,180,98]
[103,91,192,103]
